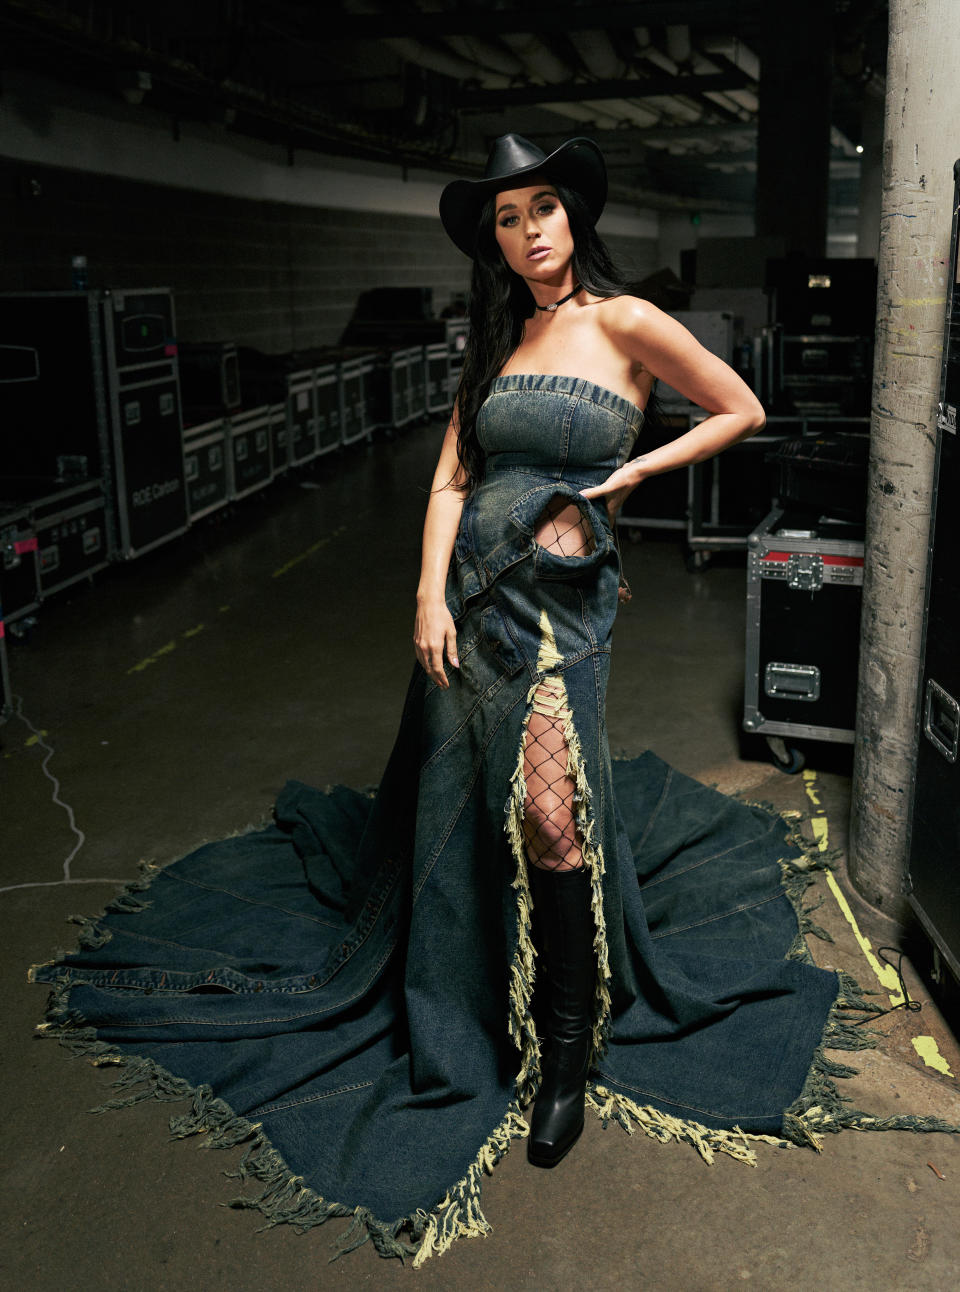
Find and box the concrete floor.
[3,419,960,1290]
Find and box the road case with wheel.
[0,289,188,560]
[228,405,274,499]
[183,417,230,521]
[315,361,341,455]
[287,367,320,464]
[0,503,40,622]
[743,506,865,751]
[30,478,110,597]
[425,342,451,415]
[336,350,376,444]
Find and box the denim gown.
[33,374,844,1264]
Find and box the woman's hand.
[580,461,644,526]
[414,597,460,689]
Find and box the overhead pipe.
[578,29,660,127]
[499,30,624,130]
[690,51,754,121]
[578,29,628,79]
[664,24,692,65]
[413,0,527,78]
[631,33,704,123]
[346,0,624,132]
[698,37,761,115]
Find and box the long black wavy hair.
[453,181,653,492]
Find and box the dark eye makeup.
[499,203,557,228]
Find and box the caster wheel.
[685,548,710,573]
[766,736,805,774]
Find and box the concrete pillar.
[849,0,960,919]
[755,0,833,257]
[857,88,885,260]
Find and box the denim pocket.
[507,483,614,581]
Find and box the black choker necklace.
[535,284,582,312]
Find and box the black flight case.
[906,158,960,983]
[744,506,865,768]
[0,289,188,559]
[0,502,40,623]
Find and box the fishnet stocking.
[533,497,596,558]
[523,498,595,873]
[523,687,583,871]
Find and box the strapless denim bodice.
[450,375,643,621]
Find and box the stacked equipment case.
[906,158,960,982]
[0,502,40,623]
[29,478,110,597]
[744,506,865,765]
[183,418,230,521]
[0,289,188,559]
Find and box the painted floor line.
[271,523,348,579]
[803,768,954,1077]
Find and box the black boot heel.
[527,866,595,1169]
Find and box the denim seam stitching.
[592,1072,783,1122]
[649,890,783,939]
[639,823,780,890]
[161,868,342,928]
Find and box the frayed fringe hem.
[503,608,614,1106]
[782,968,960,1148]
[759,803,960,1148]
[34,976,529,1267]
[586,1082,790,1164]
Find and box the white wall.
[0,69,657,241]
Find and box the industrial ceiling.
[0,0,887,215]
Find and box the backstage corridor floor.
[3,417,959,1291]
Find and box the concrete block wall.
[0,156,659,354]
[0,158,472,353]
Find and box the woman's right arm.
[414,416,468,689]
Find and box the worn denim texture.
[33,375,840,1252]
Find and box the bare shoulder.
[594,295,682,351]
[595,294,677,345]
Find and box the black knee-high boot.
[527,865,595,1168]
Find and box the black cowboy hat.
[439,133,607,258]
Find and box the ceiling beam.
[458,71,751,109]
[325,3,761,42]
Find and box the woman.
[33,134,866,1269]
[421,133,765,1168]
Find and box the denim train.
[34,375,937,1265]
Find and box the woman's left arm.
[581,297,766,520]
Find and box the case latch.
[786,553,824,591]
[924,678,959,763]
[764,662,822,702]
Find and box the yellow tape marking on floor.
[25,731,49,747]
[803,769,904,1006]
[802,769,822,809]
[823,870,905,1005]
[126,640,177,675]
[811,817,829,851]
[182,624,205,639]
[912,1035,954,1077]
[272,524,348,579]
